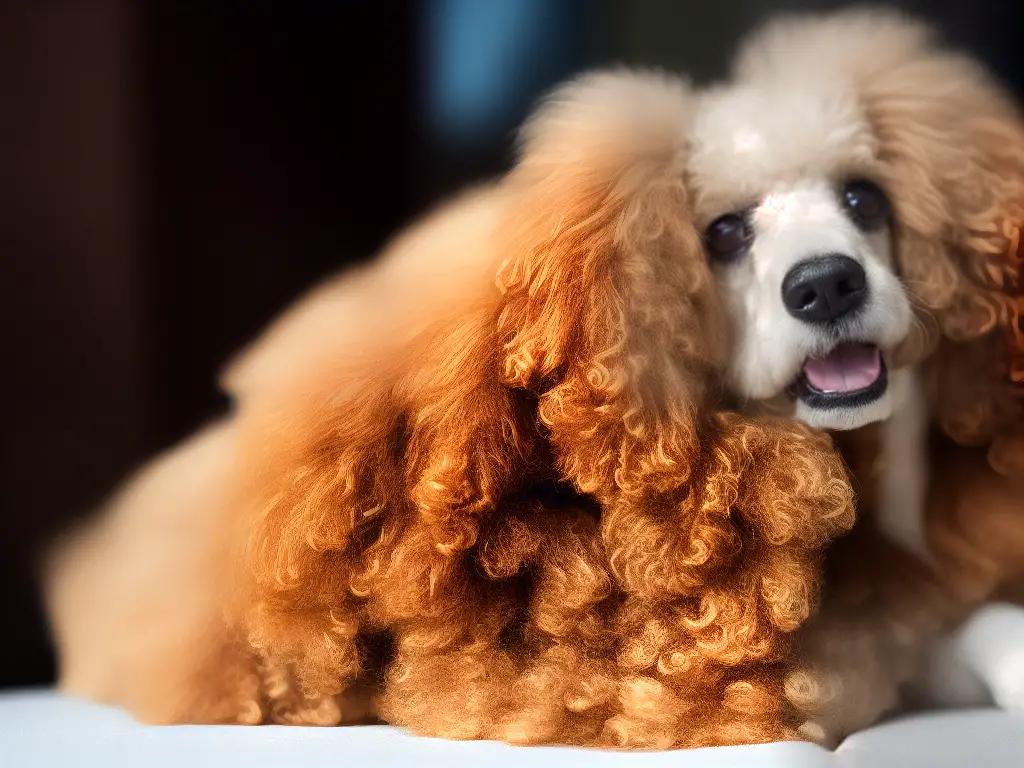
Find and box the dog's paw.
[948,603,1024,713]
[986,649,1024,712]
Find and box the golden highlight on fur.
[44,7,1024,751]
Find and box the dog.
[46,76,852,745]
[46,7,1023,750]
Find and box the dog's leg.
[782,367,946,743]
[908,441,1024,712]
[378,595,519,739]
[785,524,951,746]
[379,501,616,745]
[786,610,928,745]
[256,644,377,726]
[364,511,517,739]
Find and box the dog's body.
[46,9,1024,749]
[49,168,850,745]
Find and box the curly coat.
[45,67,854,747]
[45,8,1023,751]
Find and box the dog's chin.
[790,342,892,432]
[794,382,894,430]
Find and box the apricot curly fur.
[44,65,854,747]
[490,72,855,747]
[44,9,1024,751]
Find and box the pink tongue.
[803,343,882,393]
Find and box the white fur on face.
[688,84,914,431]
[876,367,931,557]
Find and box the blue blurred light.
[423,0,584,147]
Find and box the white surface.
[947,603,1024,710]
[0,690,1021,768]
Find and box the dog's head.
[687,8,1024,433]
[689,75,910,431]
[493,10,1022,502]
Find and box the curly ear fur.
[229,185,550,712]
[847,13,1023,445]
[497,68,853,580]
[496,70,727,497]
[495,70,856,748]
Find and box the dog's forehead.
[687,83,877,217]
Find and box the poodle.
[45,6,1023,751]
[46,62,852,746]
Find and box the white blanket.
[1,690,1020,768]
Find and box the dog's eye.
[705,212,753,261]
[842,179,890,231]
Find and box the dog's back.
[43,184,507,721]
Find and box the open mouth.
[793,342,888,410]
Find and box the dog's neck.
[832,366,932,559]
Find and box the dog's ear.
[495,69,728,497]
[855,22,1024,446]
[496,71,857,706]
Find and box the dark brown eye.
[705,212,753,261]
[842,179,890,231]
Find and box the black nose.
[782,254,867,323]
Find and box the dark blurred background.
[1,0,1021,690]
